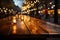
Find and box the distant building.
[13,6,21,12]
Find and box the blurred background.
[0,0,60,35]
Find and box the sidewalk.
[38,22,59,34]
[46,22,60,32]
[39,21,60,34]
[45,17,60,25]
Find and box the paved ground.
[0,14,60,35]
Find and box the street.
[0,14,60,35]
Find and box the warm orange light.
[24,16,26,21]
[58,9,60,14]
[22,6,27,10]
[48,10,54,14]
[19,15,20,18]
[43,10,45,12]
[13,19,16,23]
[12,17,16,23]
[21,16,24,20]
[20,21,25,30]
[32,27,37,34]
[16,14,18,18]
[12,25,17,34]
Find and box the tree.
[54,0,58,24]
[0,0,15,9]
[35,2,40,19]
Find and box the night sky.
[13,0,23,8]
